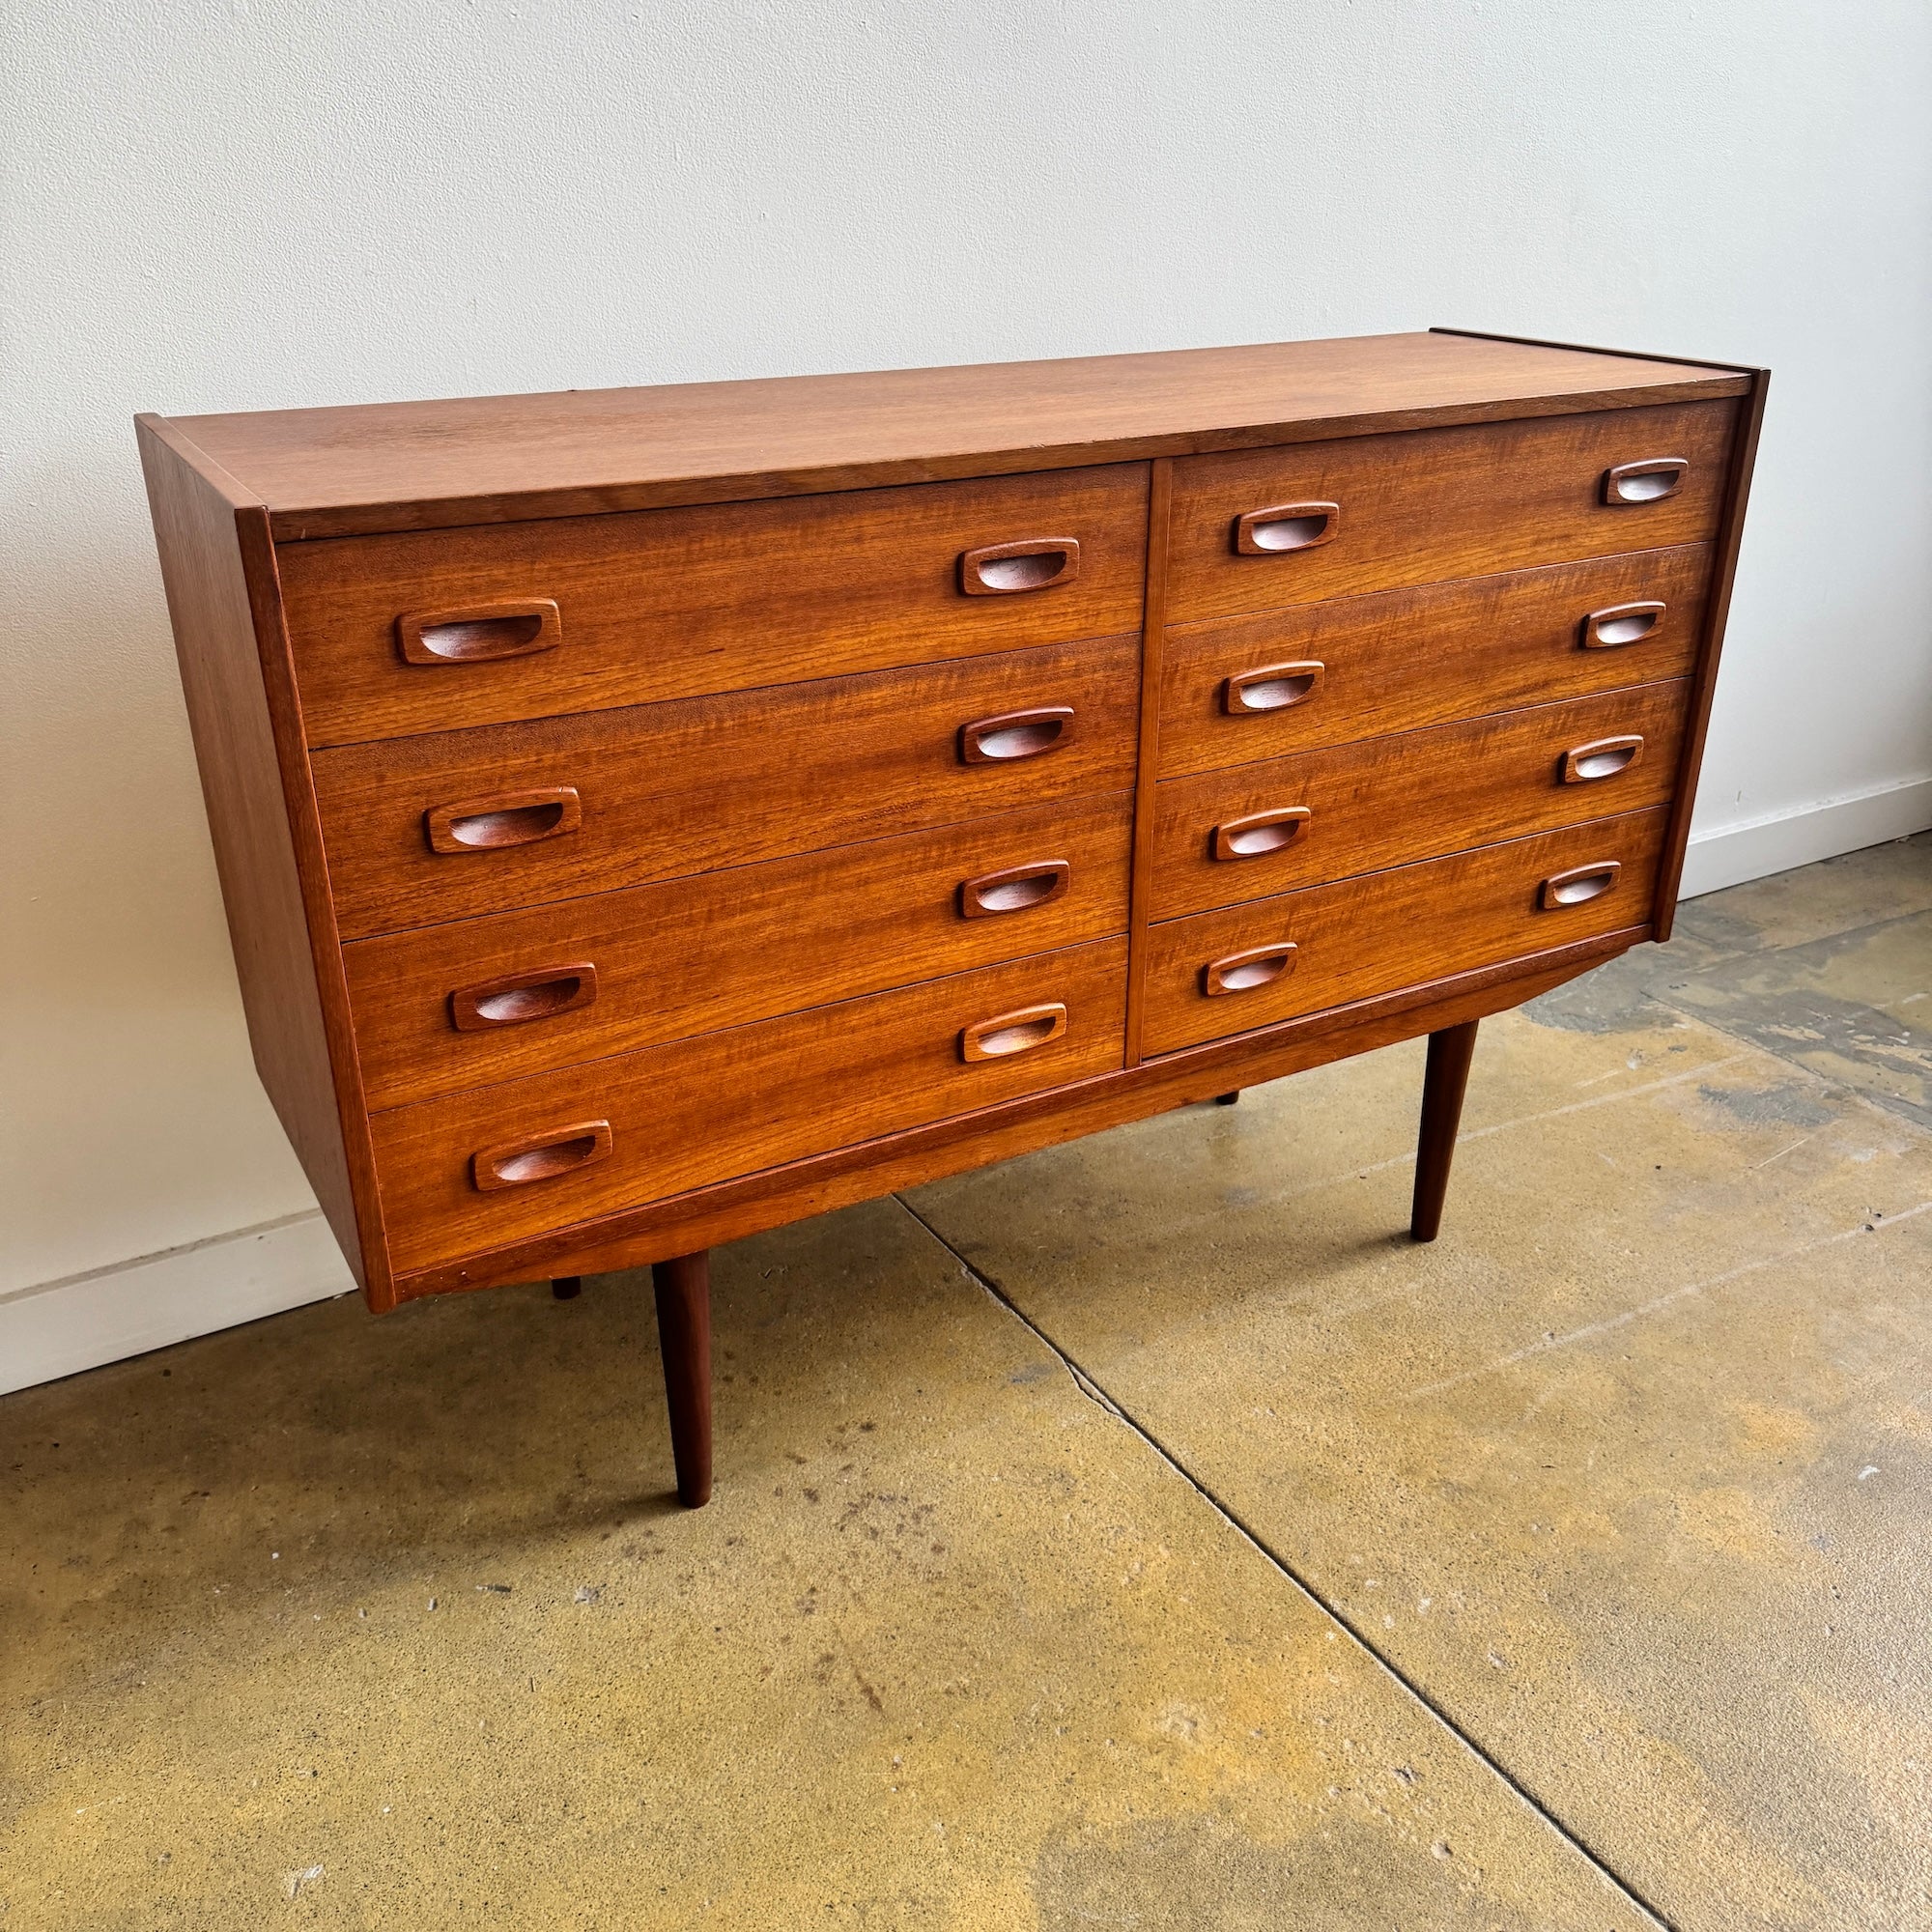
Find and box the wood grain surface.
[156,332,1749,540]
[390,925,1642,1298]
[135,416,390,1299]
[1158,544,1712,776]
[372,938,1128,1273]
[1140,808,1670,1055]
[137,327,1762,1323]
[345,793,1132,1109]
[1410,1018,1481,1242]
[313,634,1140,938]
[1652,366,1772,936]
[279,465,1149,746]
[1124,457,1174,1066]
[1166,401,1738,622]
[1150,680,1689,919]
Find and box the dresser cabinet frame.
[139,329,1767,1506]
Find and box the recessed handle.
[1234,501,1340,555]
[398,600,561,666]
[960,538,1081,595]
[1224,661,1325,714]
[1540,862,1622,910]
[449,961,599,1033]
[1581,601,1664,649]
[471,1119,612,1191]
[958,860,1071,919]
[1211,807,1312,862]
[1560,735,1645,784]
[1203,943,1298,997]
[959,707,1075,764]
[424,787,582,854]
[960,1002,1068,1063]
[1603,459,1689,505]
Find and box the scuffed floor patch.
[907,835,1932,1931]
[4,1201,1650,1930]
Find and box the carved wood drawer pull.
[1581,601,1665,648]
[959,861,1070,920]
[1225,661,1325,714]
[960,538,1081,595]
[1603,458,1688,505]
[449,962,599,1033]
[398,600,561,666]
[1561,736,1644,784]
[959,707,1075,763]
[1540,862,1622,910]
[424,787,582,854]
[1234,501,1339,555]
[1212,807,1312,862]
[1204,943,1298,997]
[960,1003,1068,1062]
[472,1119,612,1192]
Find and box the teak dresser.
[139,329,1766,1505]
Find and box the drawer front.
[1150,680,1687,921]
[347,793,1133,1110]
[1166,401,1736,624]
[1141,810,1668,1057]
[373,938,1129,1273]
[1158,544,1711,777]
[280,465,1150,747]
[315,634,1140,940]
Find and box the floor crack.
[891,1187,1678,1932]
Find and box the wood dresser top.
[148,329,1751,541]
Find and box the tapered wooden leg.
[652,1250,713,1508]
[1410,1019,1480,1243]
[551,1275,581,1299]
[1214,1091,1240,1105]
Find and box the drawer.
[347,793,1133,1110]
[1158,544,1711,777]
[1165,401,1737,624]
[314,634,1141,940]
[1141,810,1668,1057]
[279,465,1150,747]
[373,937,1129,1273]
[1150,680,1688,922]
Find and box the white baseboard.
[1679,775,1932,900]
[0,1212,355,1397]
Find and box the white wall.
[5,1,1929,1375]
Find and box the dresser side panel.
[1651,366,1772,935]
[136,416,389,1302]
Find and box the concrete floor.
[6,836,1929,1929]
